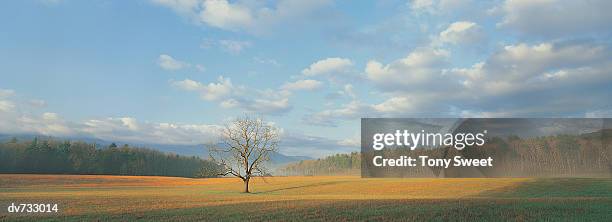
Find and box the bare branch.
[207,115,280,193]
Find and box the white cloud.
[1,111,222,145]
[305,48,456,126]
[0,97,74,137]
[474,42,609,95]
[0,100,15,112]
[372,96,417,114]
[341,84,356,99]
[281,131,358,157]
[120,117,139,131]
[199,0,253,31]
[81,117,221,145]
[445,42,612,115]
[196,76,234,101]
[36,113,73,136]
[302,57,353,76]
[0,89,15,98]
[304,95,426,126]
[365,47,450,90]
[171,76,234,101]
[337,137,359,147]
[218,39,251,54]
[496,0,612,37]
[309,41,612,126]
[42,112,60,121]
[439,21,483,45]
[324,84,356,101]
[304,100,375,127]
[410,0,434,11]
[409,0,472,14]
[171,78,202,91]
[151,0,201,17]
[158,54,190,70]
[17,112,73,136]
[281,79,322,91]
[0,90,242,146]
[172,76,292,115]
[152,0,333,33]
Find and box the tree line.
[281,130,612,177]
[278,152,361,176]
[0,137,221,178]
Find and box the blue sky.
[1,0,611,157]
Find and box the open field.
[1,175,611,221]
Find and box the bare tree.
[208,116,280,193]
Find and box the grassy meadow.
[1,174,611,221]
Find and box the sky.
[1,0,611,157]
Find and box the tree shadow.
[254,181,348,194]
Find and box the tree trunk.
[244,178,250,193]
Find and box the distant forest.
[281,130,612,177]
[279,152,361,176]
[0,138,220,178]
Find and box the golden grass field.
[1,174,611,221]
